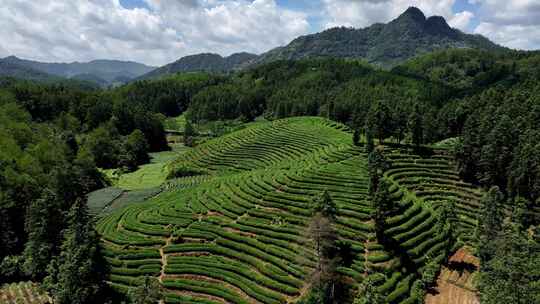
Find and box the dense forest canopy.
[1,47,540,303]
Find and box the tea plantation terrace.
[96,117,483,304]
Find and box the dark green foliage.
[139,53,257,79]
[368,147,390,195]
[167,164,208,179]
[478,223,540,304]
[421,257,440,289]
[122,130,150,170]
[409,103,423,149]
[183,58,448,126]
[0,255,25,283]
[512,196,538,230]
[82,124,123,169]
[81,118,159,170]
[121,73,223,116]
[509,130,540,201]
[0,81,129,300]
[110,100,168,152]
[352,129,360,146]
[366,101,393,144]
[184,119,195,147]
[23,191,60,279]
[394,49,513,90]
[477,114,515,187]
[373,179,395,238]
[0,99,106,268]
[354,276,385,304]
[312,190,338,219]
[1,78,168,155]
[257,7,503,68]
[365,127,374,154]
[297,288,326,304]
[190,77,265,122]
[455,114,481,182]
[477,186,505,264]
[436,201,455,240]
[451,70,540,205]
[128,275,163,304]
[409,280,426,303]
[44,199,106,304]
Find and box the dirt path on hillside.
[425,248,479,304]
[159,236,173,284]
[158,236,173,304]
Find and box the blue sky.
[454,0,483,30]
[2,0,539,65]
[120,0,150,10]
[120,0,481,33]
[119,0,483,32]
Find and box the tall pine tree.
[478,222,540,304]
[184,119,196,147]
[409,103,423,150]
[368,147,390,195]
[476,186,505,265]
[23,191,59,279]
[353,129,360,146]
[44,198,105,304]
[373,179,395,240]
[365,127,374,154]
[129,275,163,304]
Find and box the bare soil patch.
[425,248,479,304]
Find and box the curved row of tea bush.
[97,118,472,303]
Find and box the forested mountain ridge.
[0,60,62,83]
[256,7,504,68]
[138,52,258,80]
[141,7,506,80]
[0,56,156,86]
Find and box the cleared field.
[425,248,479,304]
[88,186,124,215]
[110,145,190,191]
[0,282,51,304]
[89,145,190,216]
[97,117,478,303]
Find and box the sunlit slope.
[167,117,352,174]
[384,149,483,244]
[96,117,478,304]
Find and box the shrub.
[167,164,208,179]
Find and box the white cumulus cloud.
[0,0,309,66]
[1,0,539,65]
[321,0,472,30]
[448,10,475,31]
[473,0,540,49]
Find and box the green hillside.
[3,3,540,304]
[143,6,506,81]
[0,56,156,86]
[256,7,504,69]
[139,53,257,80]
[96,117,480,303]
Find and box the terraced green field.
[384,149,483,245]
[97,117,483,303]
